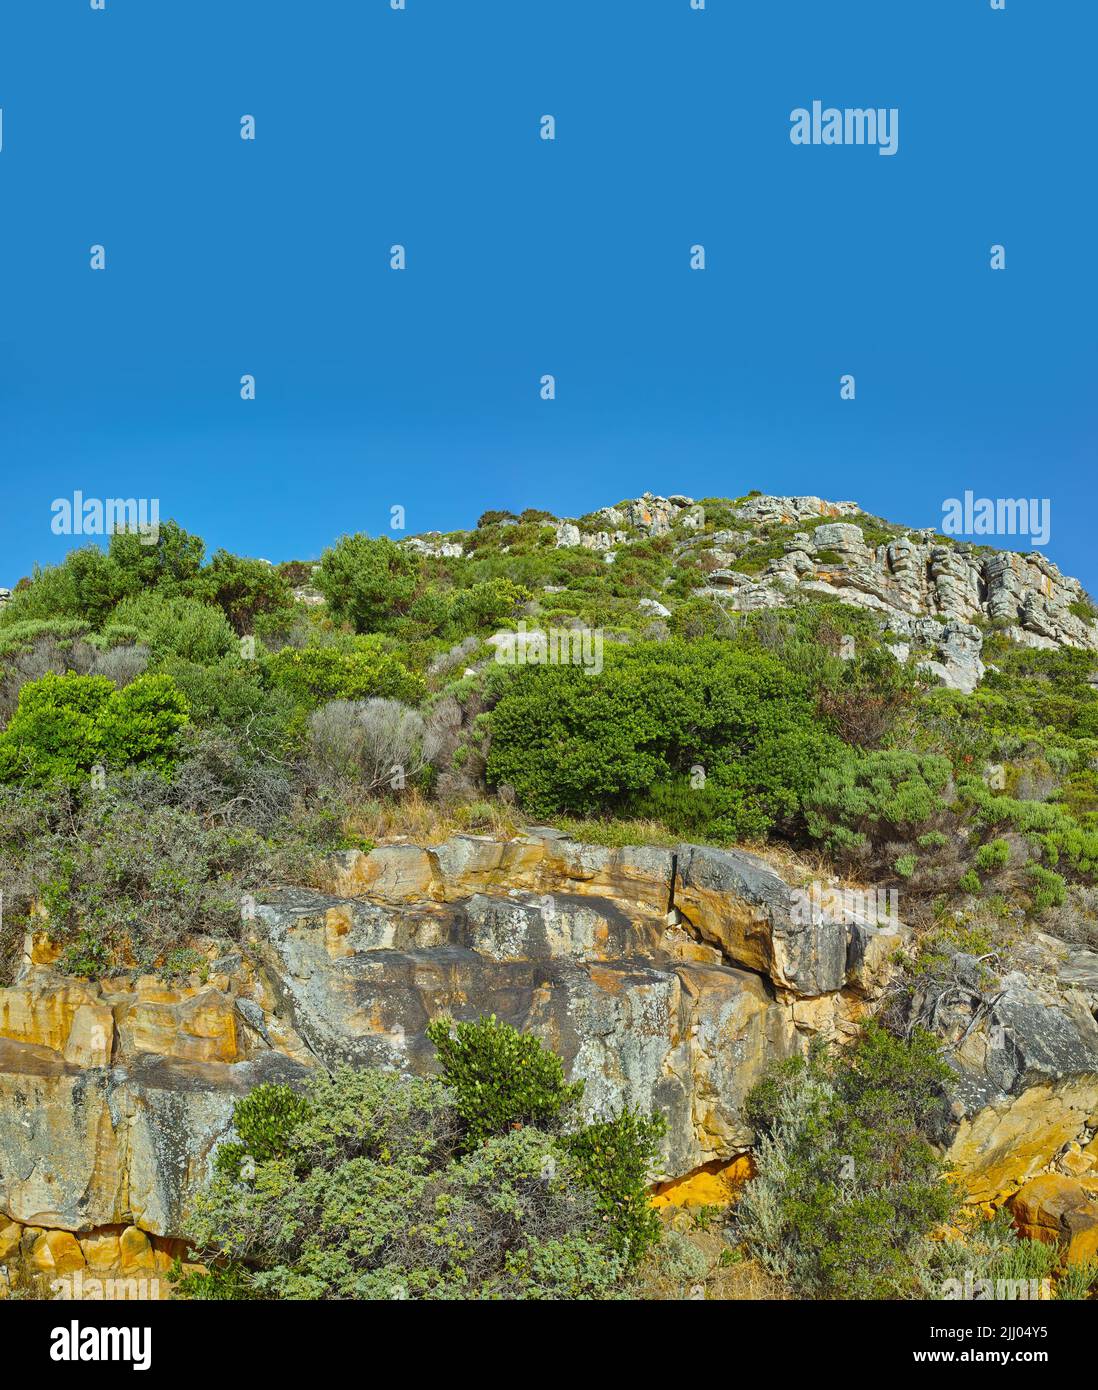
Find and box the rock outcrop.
[692,517,1098,659]
[2,829,1096,1263]
[0,830,907,1253]
[911,939,1098,1205]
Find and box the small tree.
[315,534,420,634]
[426,1013,584,1144]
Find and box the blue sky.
[1,1,1095,590]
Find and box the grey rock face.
[909,945,1098,1199]
[252,885,799,1177]
[719,515,1097,658]
[0,1041,307,1234]
[674,845,875,997]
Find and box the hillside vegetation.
[2,493,1097,1301]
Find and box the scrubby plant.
[973,837,1010,872]
[736,1025,956,1300]
[180,1022,664,1301]
[426,1012,584,1143]
[188,550,296,635]
[106,591,238,666]
[306,698,434,792]
[802,750,953,855]
[563,1106,667,1263]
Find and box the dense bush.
[5,790,268,973]
[0,671,189,787]
[106,592,238,666]
[181,1021,665,1301]
[315,534,421,634]
[736,1025,956,1299]
[265,643,424,708]
[188,550,296,635]
[487,640,844,839]
[426,1013,584,1143]
[563,1106,666,1263]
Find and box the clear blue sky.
[1,1,1094,590]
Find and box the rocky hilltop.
[407,491,1097,695]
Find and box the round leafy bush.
[0,671,189,787]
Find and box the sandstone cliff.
[2,828,1095,1283]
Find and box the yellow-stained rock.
[325,905,355,958]
[119,1226,156,1274]
[0,978,102,1054]
[133,976,183,1002]
[1059,1145,1096,1178]
[948,1080,1097,1204]
[323,845,440,901]
[651,1156,755,1209]
[62,1003,114,1069]
[80,1231,121,1269]
[0,1222,21,1263]
[30,1229,86,1276]
[1010,1173,1098,1265]
[120,989,241,1064]
[27,933,63,966]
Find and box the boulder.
[1009,1173,1098,1265]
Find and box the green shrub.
[159,657,296,752]
[0,671,189,786]
[265,643,424,708]
[3,784,284,973]
[315,534,421,634]
[426,1013,584,1144]
[487,640,844,839]
[214,1084,310,1180]
[108,519,206,595]
[1056,1258,1098,1300]
[737,1026,955,1300]
[894,853,917,878]
[187,550,295,635]
[974,838,1010,872]
[182,1054,637,1301]
[107,592,237,666]
[563,1106,666,1263]
[1028,863,1066,911]
[445,577,530,637]
[803,750,953,854]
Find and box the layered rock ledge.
[1,830,1095,1258]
